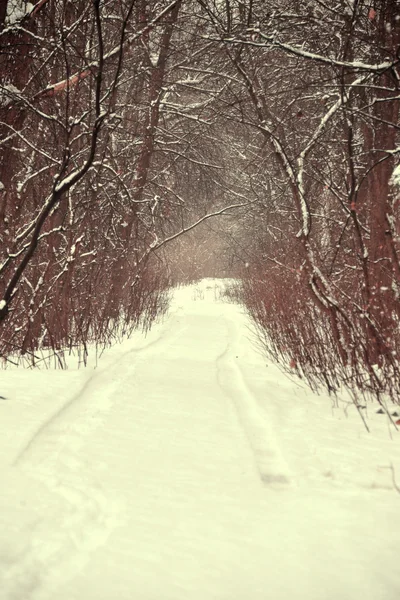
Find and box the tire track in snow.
[216,316,292,487]
[14,307,187,465]
[7,310,189,599]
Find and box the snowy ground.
[0,279,399,600]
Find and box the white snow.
[5,1,33,26]
[392,163,400,187]
[0,83,20,108]
[0,279,399,600]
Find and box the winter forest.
[2,3,400,598]
[1,0,400,407]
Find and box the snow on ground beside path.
[0,278,399,600]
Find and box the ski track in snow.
[14,307,187,467]
[3,309,188,600]
[216,316,291,486]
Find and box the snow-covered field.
[1,279,399,600]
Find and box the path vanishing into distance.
[1,280,400,600]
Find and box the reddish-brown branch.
[34,69,92,99]
[30,0,51,18]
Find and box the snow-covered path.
[1,280,400,600]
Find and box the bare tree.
[199,0,400,406]
[0,0,250,365]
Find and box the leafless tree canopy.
[1,1,400,406]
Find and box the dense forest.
[1,0,399,407]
